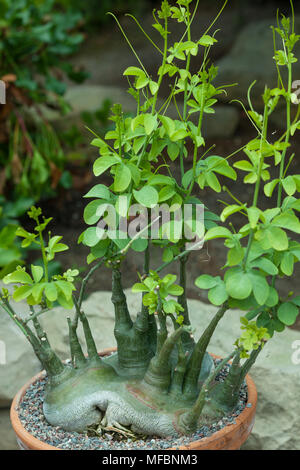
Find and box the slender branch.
[73,296,100,362]
[67,316,86,368]
[183,303,228,395]
[180,351,235,431]
[78,259,104,309]
[24,307,50,325]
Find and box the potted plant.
[2,0,300,451]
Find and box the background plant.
[0,0,86,205]
[0,0,87,276]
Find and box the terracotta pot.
[10,348,257,451]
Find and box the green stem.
[151,17,168,115]
[169,337,189,396]
[243,104,269,269]
[67,317,86,368]
[179,351,235,432]
[277,62,292,207]
[183,304,228,396]
[156,247,192,273]
[144,326,185,391]
[78,259,104,309]
[177,249,190,326]
[39,229,49,282]
[111,267,133,331]
[156,295,167,354]
[177,249,194,350]
[73,297,101,363]
[187,79,207,198]
[179,5,192,179]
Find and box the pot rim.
[10,348,257,451]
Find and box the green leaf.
[278,302,298,326]
[205,226,232,241]
[227,245,244,266]
[163,299,177,314]
[225,271,252,300]
[3,269,33,285]
[272,212,300,234]
[44,283,58,302]
[12,285,33,302]
[56,280,74,300]
[144,114,157,135]
[90,138,108,149]
[167,142,180,161]
[136,75,149,89]
[131,238,148,252]
[221,204,245,222]
[31,265,44,283]
[280,252,294,275]
[114,164,132,192]
[93,156,119,177]
[127,163,141,186]
[159,115,175,136]
[195,274,218,290]
[256,312,272,329]
[123,66,146,77]
[84,200,108,225]
[83,184,111,200]
[290,120,300,136]
[57,292,74,310]
[250,258,278,275]
[267,227,289,251]
[264,179,279,197]
[208,283,228,306]
[247,207,261,229]
[198,35,217,46]
[205,172,221,192]
[132,283,148,293]
[170,129,188,142]
[83,227,104,247]
[158,186,176,202]
[167,284,184,296]
[291,296,300,307]
[149,80,159,95]
[248,271,270,306]
[31,283,46,303]
[91,239,110,259]
[234,160,254,172]
[282,176,297,196]
[265,287,279,307]
[272,318,285,333]
[133,186,159,208]
[162,247,173,263]
[115,194,131,217]
[162,274,177,287]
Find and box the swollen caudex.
[42,355,213,438]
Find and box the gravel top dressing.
[18,360,248,450]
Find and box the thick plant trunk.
[111,268,153,376]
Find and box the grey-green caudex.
[1,0,300,438]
